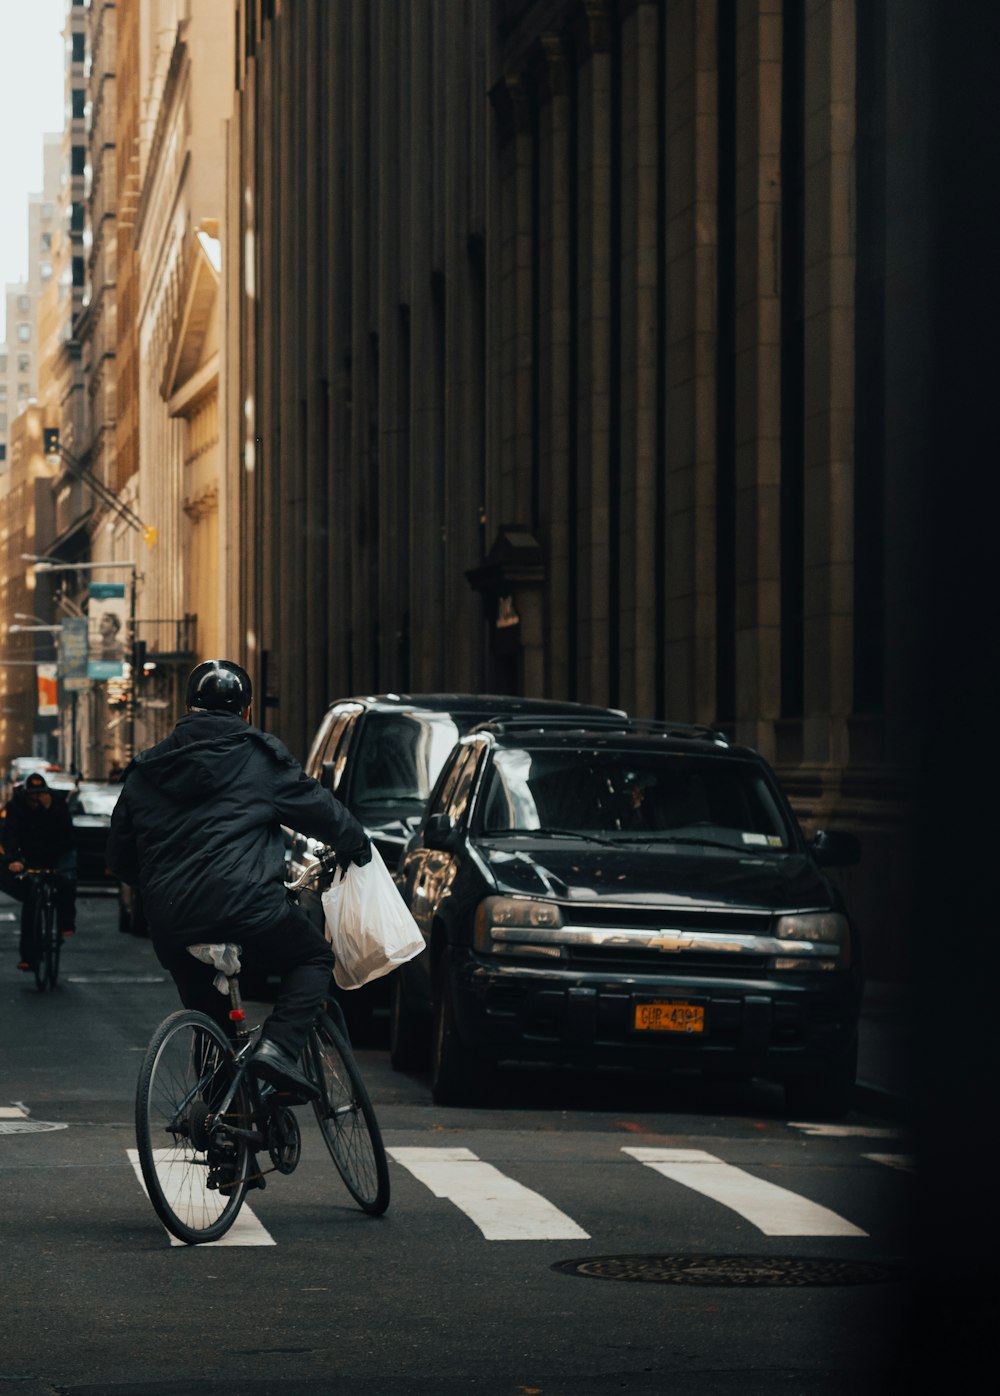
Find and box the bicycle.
[134,930,390,1245]
[18,869,62,992]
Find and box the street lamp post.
[21,555,141,764]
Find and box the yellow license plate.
[633,1000,705,1033]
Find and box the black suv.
[392,718,863,1114]
[286,695,625,1027]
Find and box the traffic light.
[43,427,60,457]
[132,639,148,678]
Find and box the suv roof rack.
[469,714,630,736]
[470,716,729,746]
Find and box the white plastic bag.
[321,845,424,990]
[187,942,242,994]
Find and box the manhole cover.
[551,1254,899,1287]
[0,1120,68,1135]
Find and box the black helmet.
[185,659,252,715]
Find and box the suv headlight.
[473,896,565,960]
[771,912,851,971]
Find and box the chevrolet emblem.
[648,933,693,953]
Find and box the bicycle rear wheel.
[305,1011,390,1215]
[135,1010,251,1245]
[44,897,60,989]
[31,895,49,992]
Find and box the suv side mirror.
[812,829,861,867]
[319,761,336,792]
[424,812,459,852]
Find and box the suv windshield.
[350,712,470,812]
[478,747,794,851]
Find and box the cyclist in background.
[1,772,78,971]
[106,659,371,1103]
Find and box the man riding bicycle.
[106,659,371,1103]
[1,771,78,971]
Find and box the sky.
[0,0,66,342]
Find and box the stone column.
[663,0,718,722]
[572,0,612,707]
[802,0,855,768]
[534,33,572,699]
[733,0,782,756]
[618,0,661,718]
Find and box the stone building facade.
[227,0,939,974]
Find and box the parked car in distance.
[68,781,122,884]
[286,694,626,1033]
[392,716,863,1115]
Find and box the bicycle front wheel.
[135,1010,251,1245]
[44,897,60,989]
[31,895,50,992]
[305,1011,390,1215]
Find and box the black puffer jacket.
[2,789,76,866]
[106,711,366,947]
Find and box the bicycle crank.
[267,1106,302,1175]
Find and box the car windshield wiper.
[483,827,619,847]
[646,834,748,853]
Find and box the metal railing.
[134,616,197,660]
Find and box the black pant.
[154,902,335,1060]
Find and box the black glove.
[335,835,372,878]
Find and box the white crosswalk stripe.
[788,1122,903,1138]
[126,1149,276,1248]
[622,1146,867,1237]
[387,1145,590,1240]
[863,1152,916,1174]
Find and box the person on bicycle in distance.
[106,659,371,1103]
[1,771,78,971]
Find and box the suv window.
[349,711,468,817]
[427,745,476,823]
[305,704,361,781]
[446,745,482,827]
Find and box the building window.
[41,261,53,281]
[42,202,54,220]
[71,145,85,176]
[0,355,6,372]
[70,202,85,232]
[0,446,7,464]
[0,384,6,398]
[71,88,85,119]
[71,32,85,63]
[18,294,31,312]
[72,256,85,287]
[41,232,52,252]
[0,415,6,431]
[17,323,31,342]
[18,356,30,373]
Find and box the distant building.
[0,137,61,477]
[0,408,58,767]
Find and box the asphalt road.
[1,888,915,1395]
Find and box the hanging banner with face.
[59,616,90,690]
[87,582,127,679]
[37,664,58,717]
